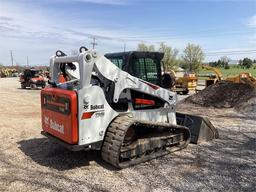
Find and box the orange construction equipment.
[172,70,198,94]
[201,65,223,87]
[226,72,256,86]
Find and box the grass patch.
[199,65,256,78]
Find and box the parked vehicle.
[20,69,46,89]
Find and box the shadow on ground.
[17,88,42,90]
[133,128,256,191]
[216,114,255,121]
[18,137,116,171]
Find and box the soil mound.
[235,97,256,115]
[184,81,256,108]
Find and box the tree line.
[137,43,255,71]
[137,42,204,72]
[209,57,255,69]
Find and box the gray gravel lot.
[0,78,255,192]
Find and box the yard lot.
[0,78,255,192]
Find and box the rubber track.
[101,114,190,169]
[101,115,133,168]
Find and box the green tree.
[137,43,155,52]
[209,61,217,67]
[220,56,230,69]
[220,56,229,65]
[158,42,179,71]
[182,43,204,71]
[209,60,221,67]
[217,60,222,67]
[242,58,253,69]
[239,59,243,68]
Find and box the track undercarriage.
[101,115,191,168]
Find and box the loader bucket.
[176,112,219,144]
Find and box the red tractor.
[20,69,46,89]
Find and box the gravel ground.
[0,78,255,192]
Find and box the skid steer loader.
[41,47,218,168]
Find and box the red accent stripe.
[141,80,159,90]
[135,98,155,105]
[81,112,95,119]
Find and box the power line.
[176,49,256,57]
[90,30,254,43]
[205,51,256,56]
[115,26,253,36]
[117,30,255,40]
[204,49,256,56]
[67,27,255,45]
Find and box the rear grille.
[42,94,70,115]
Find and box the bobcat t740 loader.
[41,48,218,168]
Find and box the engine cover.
[41,88,78,144]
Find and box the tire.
[30,84,36,89]
[162,73,175,89]
[21,84,26,89]
[182,89,189,95]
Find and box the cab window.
[109,58,123,69]
[133,57,159,85]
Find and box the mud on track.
[0,78,255,192]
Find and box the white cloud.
[248,34,256,44]
[68,0,128,5]
[0,1,135,65]
[0,1,167,65]
[40,0,129,5]
[245,15,256,47]
[247,15,256,28]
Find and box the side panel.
[41,88,78,144]
[77,86,119,145]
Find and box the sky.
[0,0,255,66]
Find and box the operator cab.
[105,51,164,86]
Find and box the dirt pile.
[184,81,256,108]
[235,97,256,116]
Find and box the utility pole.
[123,43,126,52]
[26,56,29,66]
[91,37,97,49]
[10,50,14,66]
